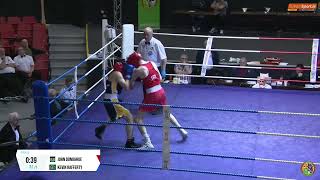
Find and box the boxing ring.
[0,25,319,180]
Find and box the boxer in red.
[125,52,188,150]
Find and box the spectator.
[137,27,167,79]
[0,48,22,98]
[233,57,258,86]
[14,47,34,87]
[193,40,220,84]
[174,54,192,83]
[209,0,228,35]
[49,88,62,120]
[20,39,33,56]
[20,39,46,57]
[289,64,309,87]
[190,0,210,32]
[0,112,28,164]
[252,76,272,89]
[58,77,76,109]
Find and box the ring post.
[122,24,134,59]
[32,80,52,149]
[162,105,170,170]
[310,39,319,83]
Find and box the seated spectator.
[14,47,34,87]
[0,48,23,98]
[49,89,62,119]
[0,112,28,164]
[233,57,258,86]
[20,39,46,57]
[252,75,272,89]
[59,77,76,109]
[209,0,228,35]
[289,64,309,87]
[174,54,192,83]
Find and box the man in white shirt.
[59,77,76,109]
[14,47,34,86]
[0,48,22,98]
[252,76,272,89]
[137,27,167,79]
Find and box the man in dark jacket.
[0,112,28,163]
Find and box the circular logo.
[301,161,316,176]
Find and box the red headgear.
[127,52,142,68]
[113,62,124,73]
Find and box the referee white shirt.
[137,37,167,67]
[14,55,34,73]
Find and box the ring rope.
[49,118,320,139]
[167,62,313,71]
[133,45,318,55]
[134,31,314,41]
[47,33,122,86]
[38,97,320,117]
[18,140,297,180]
[50,48,119,105]
[102,163,295,180]
[1,140,297,179]
[166,73,319,83]
[26,140,319,165]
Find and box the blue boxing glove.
[161,70,166,79]
[124,63,135,80]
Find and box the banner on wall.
[138,0,160,30]
[287,3,317,12]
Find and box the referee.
[137,27,167,79]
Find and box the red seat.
[17,23,32,31]
[17,30,32,38]
[7,17,21,24]
[33,23,46,31]
[0,17,6,24]
[1,31,16,39]
[0,39,11,48]
[34,60,49,70]
[0,24,15,33]
[32,39,48,51]
[35,54,49,62]
[22,16,37,24]
[32,33,48,51]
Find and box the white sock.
[143,134,151,143]
[180,128,188,135]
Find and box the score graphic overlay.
[16,150,100,171]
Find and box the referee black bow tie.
[145,41,150,45]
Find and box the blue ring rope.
[38,96,259,113]
[47,118,320,139]
[38,96,320,116]
[24,140,295,180]
[101,163,259,179]
[30,141,319,165]
[51,91,95,142]
[48,48,120,104]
